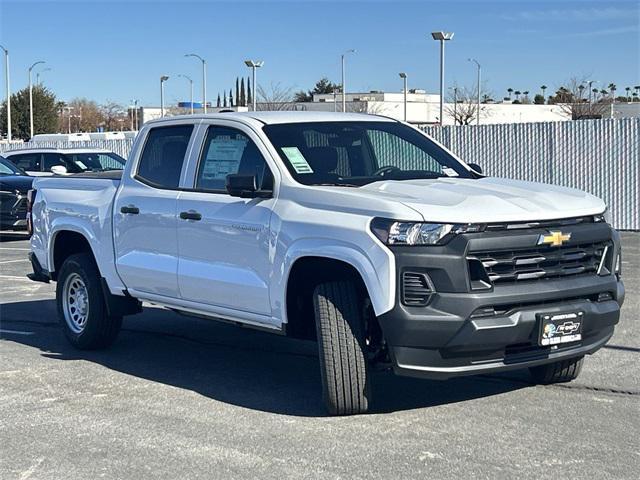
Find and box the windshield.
[0,156,25,176]
[63,152,126,172]
[263,121,473,186]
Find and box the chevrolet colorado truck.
[28,112,625,415]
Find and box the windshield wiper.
[315,182,360,188]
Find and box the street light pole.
[160,75,169,117]
[244,60,264,111]
[0,45,11,142]
[399,72,408,122]
[178,74,194,114]
[431,32,453,125]
[185,53,207,113]
[468,58,481,125]
[28,60,45,139]
[341,49,355,113]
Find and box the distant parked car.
[0,155,33,231]
[3,148,126,176]
[30,133,92,142]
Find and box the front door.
[114,123,195,298]
[177,124,276,322]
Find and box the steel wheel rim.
[63,273,89,334]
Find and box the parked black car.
[0,155,33,231]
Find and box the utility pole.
[399,73,408,122]
[185,53,207,113]
[28,60,45,139]
[468,58,481,125]
[160,75,169,117]
[341,49,355,113]
[0,45,11,142]
[431,32,453,125]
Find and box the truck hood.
[358,177,606,223]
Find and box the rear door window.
[10,153,41,172]
[136,125,194,189]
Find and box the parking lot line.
[0,259,30,265]
[0,247,30,251]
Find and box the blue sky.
[1,0,638,107]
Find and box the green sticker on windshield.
[282,147,314,174]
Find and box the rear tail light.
[27,189,36,236]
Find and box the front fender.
[274,238,395,322]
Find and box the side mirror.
[226,174,258,198]
[467,163,483,175]
[50,165,68,175]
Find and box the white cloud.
[501,7,639,22]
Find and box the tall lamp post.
[0,45,10,142]
[130,99,139,130]
[399,72,408,122]
[185,53,207,113]
[468,58,481,125]
[28,60,45,139]
[244,60,263,111]
[431,31,454,125]
[178,74,194,114]
[160,75,169,117]
[341,49,356,113]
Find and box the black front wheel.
[313,280,370,415]
[56,253,122,350]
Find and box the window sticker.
[282,147,314,174]
[75,160,87,170]
[442,167,459,177]
[201,138,247,180]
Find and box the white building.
[310,90,570,125]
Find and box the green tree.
[240,78,246,106]
[294,77,338,102]
[235,77,240,106]
[0,85,59,139]
[247,76,252,105]
[533,94,545,104]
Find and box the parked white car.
[27,112,624,415]
[3,147,126,176]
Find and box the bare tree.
[548,76,612,119]
[58,98,104,132]
[256,82,296,111]
[100,101,127,130]
[444,85,491,125]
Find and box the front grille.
[468,241,610,285]
[13,197,27,215]
[402,272,433,306]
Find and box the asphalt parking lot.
[0,232,638,479]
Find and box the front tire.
[313,281,370,415]
[56,253,122,350]
[529,356,584,384]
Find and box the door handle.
[179,210,202,221]
[120,205,140,214]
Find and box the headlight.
[371,218,484,245]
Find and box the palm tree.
[514,90,521,101]
[540,85,547,97]
[625,86,631,102]
[633,92,639,102]
[507,88,513,99]
[578,84,585,96]
[608,83,617,102]
[635,85,640,97]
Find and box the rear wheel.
[56,253,122,349]
[529,356,584,384]
[313,280,370,415]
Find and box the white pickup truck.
[28,112,625,415]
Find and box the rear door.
[6,153,43,175]
[176,121,278,323]
[114,123,196,298]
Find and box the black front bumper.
[377,222,624,379]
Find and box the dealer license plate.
[538,311,584,346]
